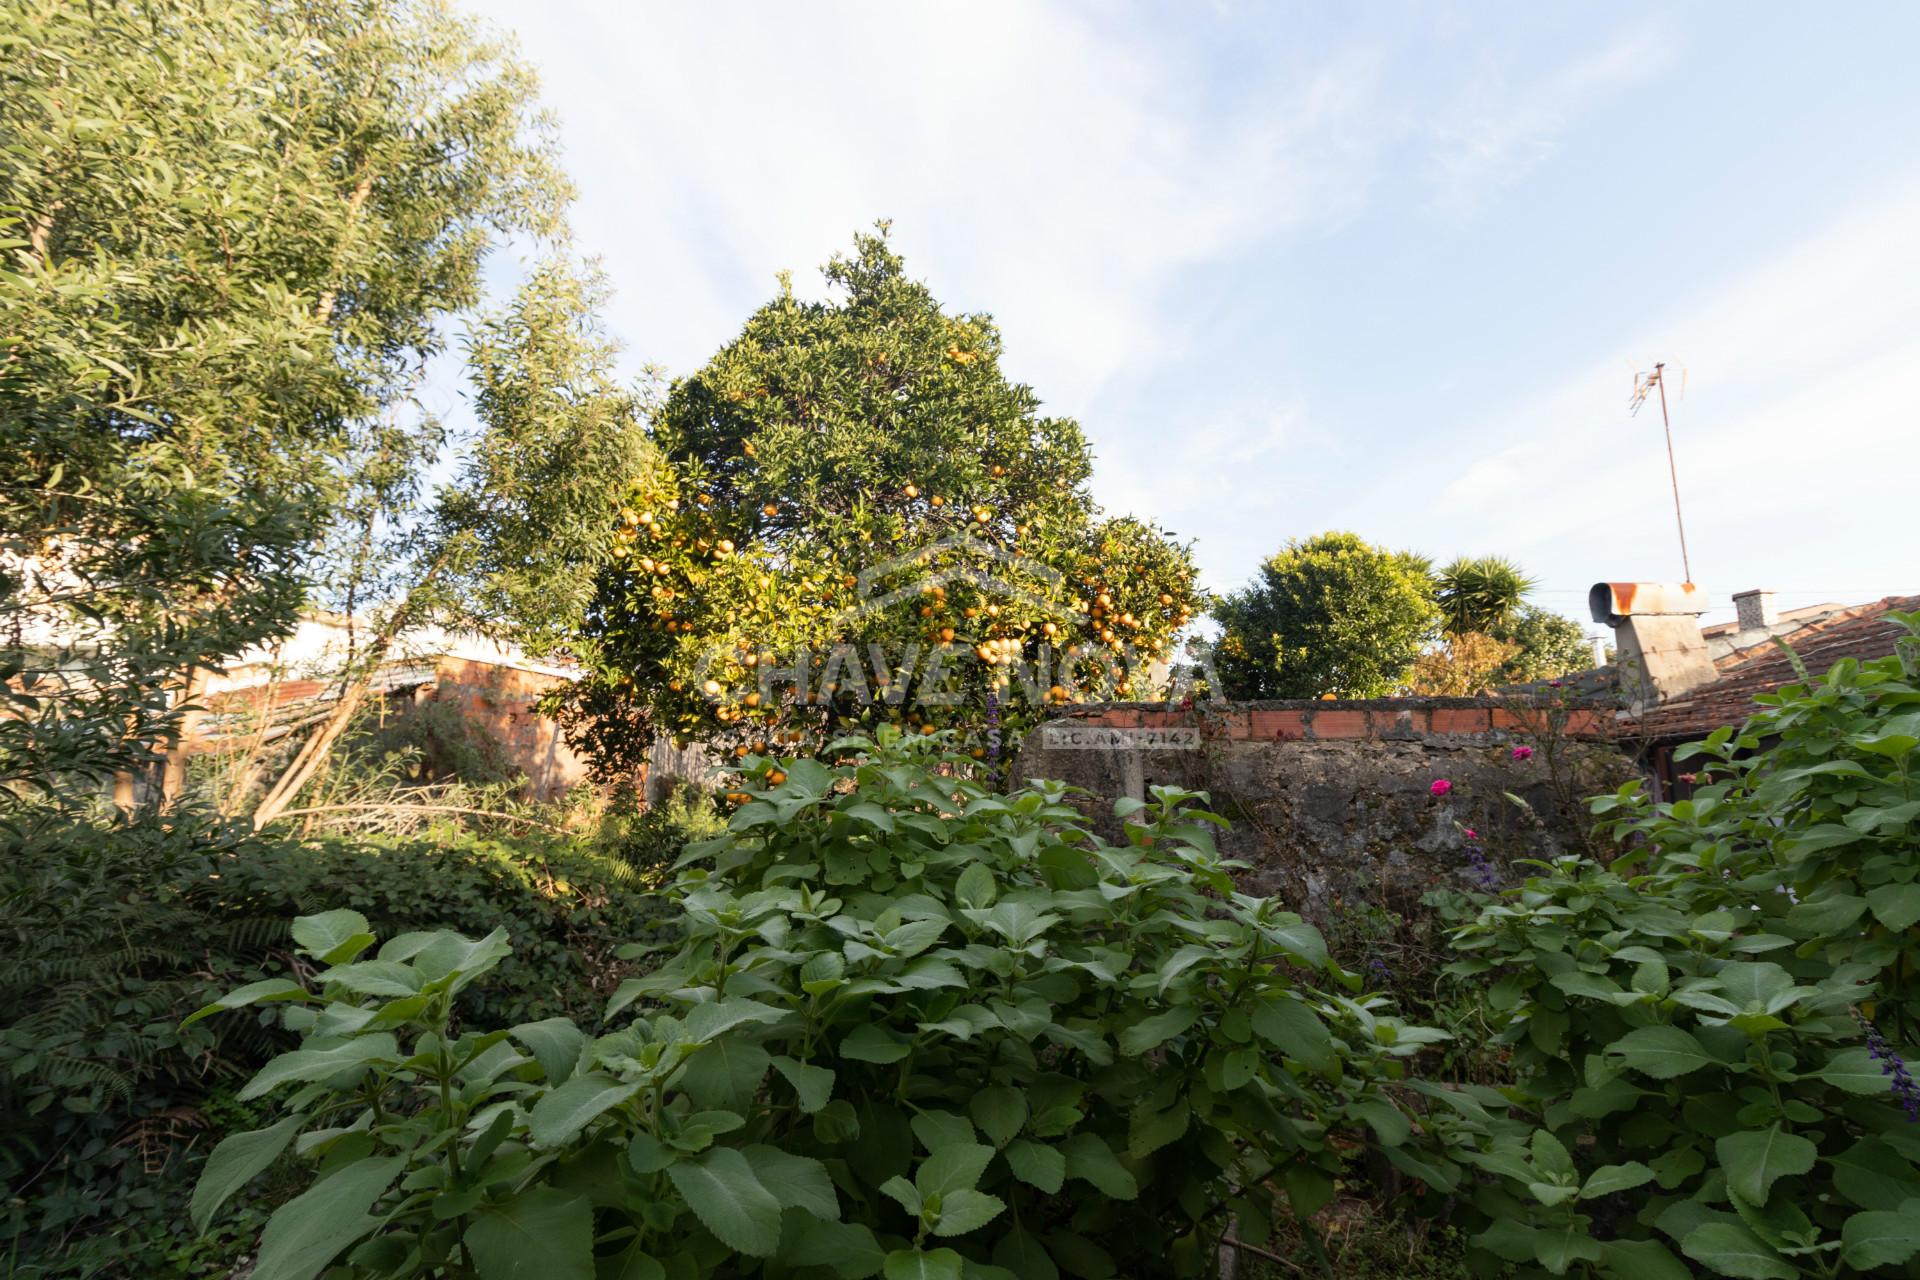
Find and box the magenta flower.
[1430,779,1452,797]
[1511,745,1534,761]
[1463,827,1478,839]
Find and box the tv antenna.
[1629,361,1693,584]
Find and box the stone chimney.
[1732,588,1779,633]
[1589,581,1716,709]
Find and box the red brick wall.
[431,657,590,800]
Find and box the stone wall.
[1011,699,1634,919]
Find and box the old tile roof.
[1630,593,1920,740]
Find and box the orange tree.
[559,228,1201,774]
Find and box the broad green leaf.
[595,1245,666,1280]
[1597,1238,1691,1280]
[1348,1098,1410,1147]
[1830,1139,1920,1209]
[682,999,786,1041]
[742,1145,838,1220]
[1866,883,1920,931]
[250,1156,404,1280]
[842,1024,912,1063]
[511,1017,586,1085]
[783,1219,887,1278]
[1608,1026,1714,1079]
[1840,1201,1920,1271]
[666,1147,783,1257]
[1716,1126,1817,1206]
[970,1086,1027,1147]
[317,960,420,998]
[1116,1006,1198,1057]
[291,910,375,965]
[771,1055,834,1113]
[916,1143,996,1198]
[1821,1046,1897,1095]
[182,978,310,1029]
[1005,1139,1065,1193]
[1060,1133,1138,1199]
[1581,1161,1655,1199]
[1249,997,1336,1073]
[1532,1220,1603,1272]
[883,1249,965,1280]
[239,1035,397,1100]
[954,862,998,909]
[465,1187,593,1280]
[681,1038,772,1110]
[1679,1222,1795,1279]
[1258,916,1328,968]
[911,1110,976,1152]
[190,1116,303,1234]
[931,1189,1006,1236]
[1127,1098,1189,1159]
[528,1072,639,1148]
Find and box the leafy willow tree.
[563,229,1202,772]
[1,0,573,806]
[1212,531,1437,698]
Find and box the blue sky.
[456,1,1920,632]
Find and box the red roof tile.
[1630,594,1920,740]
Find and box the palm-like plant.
[1436,555,1538,636]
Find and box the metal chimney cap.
[1589,581,1708,626]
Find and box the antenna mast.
[1630,361,1694,584]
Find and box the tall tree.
[1212,531,1438,698]
[251,259,651,826]
[562,229,1202,771]
[1,0,569,805]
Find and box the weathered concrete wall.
[432,657,591,801]
[1012,699,1634,918]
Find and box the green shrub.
[596,781,728,883]
[188,728,1451,1278]
[0,812,658,1278]
[1442,613,1920,1277]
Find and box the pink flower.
[1430,779,1452,797]
[1511,745,1535,761]
[1463,827,1478,839]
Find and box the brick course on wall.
[1012,697,1633,921]
[431,657,590,801]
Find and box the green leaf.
[783,1219,887,1278]
[1127,1098,1190,1159]
[465,1187,594,1280]
[1249,997,1336,1073]
[318,960,421,998]
[1116,1005,1198,1056]
[1679,1222,1796,1279]
[595,1245,666,1280]
[666,1147,784,1257]
[1581,1161,1655,1199]
[884,1249,965,1280]
[932,1189,1006,1236]
[1348,1098,1410,1148]
[742,1145,838,1220]
[181,978,310,1029]
[917,1143,996,1198]
[970,1086,1028,1147]
[1716,1126,1817,1206]
[1005,1140,1066,1193]
[1830,1139,1920,1209]
[1597,1238,1691,1280]
[250,1156,404,1280]
[1532,1220,1604,1272]
[1821,1046,1897,1094]
[1060,1133,1137,1199]
[771,1055,834,1113]
[190,1116,303,1234]
[529,1072,639,1148]
[1841,1201,1920,1271]
[1866,883,1920,931]
[291,909,375,965]
[842,1024,912,1063]
[511,1017,586,1085]
[681,1038,772,1110]
[682,998,787,1041]
[239,1035,397,1100]
[1608,1025,1714,1079]
[954,862,998,909]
